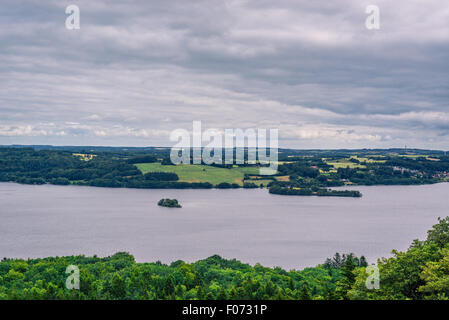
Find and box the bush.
[144,172,179,181]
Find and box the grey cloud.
[0,0,448,149]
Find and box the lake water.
[1,182,448,270]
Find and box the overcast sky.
[0,0,448,149]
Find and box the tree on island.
[158,198,182,208]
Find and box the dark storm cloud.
[0,0,448,148]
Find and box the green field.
[135,163,260,186]
[325,161,366,169]
[349,156,386,163]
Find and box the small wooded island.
[269,186,362,197]
[158,198,182,208]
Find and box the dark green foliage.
[269,185,361,197]
[278,161,320,178]
[161,158,173,165]
[297,282,312,300]
[215,182,239,189]
[323,253,368,269]
[0,253,342,300]
[335,255,358,299]
[158,198,182,208]
[0,148,142,188]
[127,155,157,164]
[243,182,258,188]
[271,152,448,196]
[348,216,449,300]
[425,217,449,248]
[144,172,179,181]
[0,148,210,190]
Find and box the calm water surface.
[1,182,448,269]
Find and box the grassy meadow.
[325,160,366,169]
[135,163,261,186]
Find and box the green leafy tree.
[110,273,126,299]
[297,282,312,300]
[335,255,357,299]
